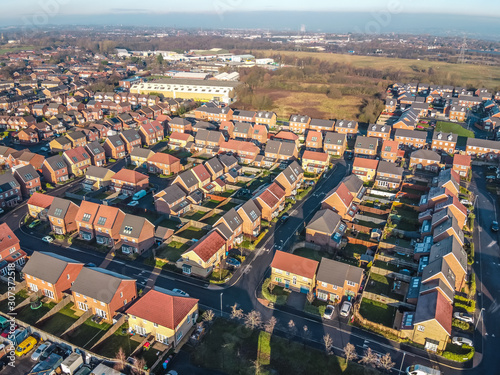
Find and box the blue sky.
[2,0,500,17]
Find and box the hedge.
[442,345,475,362]
[452,318,470,331]
[454,295,476,313]
[262,278,277,303]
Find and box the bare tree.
[251,359,263,375]
[323,334,333,355]
[230,303,244,320]
[264,316,278,335]
[202,309,215,324]
[268,281,275,294]
[131,357,146,375]
[306,291,315,304]
[378,352,396,372]
[360,348,378,368]
[114,347,126,371]
[343,343,358,364]
[287,319,297,338]
[244,310,262,330]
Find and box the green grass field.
[436,121,475,138]
[359,298,397,328]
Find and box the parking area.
[2,350,36,375]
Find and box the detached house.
[275,161,304,197]
[452,154,471,177]
[322,182,358,221]
[410,150,441,173]
[111,169,149,196]
[316,258,363,302]
[305,131,323,150]
[0,223,26,273]
[154,184,190,216]
[354,136,379,158]
[0,173,22,208]
[147,153,181,176]
[302,151,329,174]
[119,214,155,254]
[309,119,335,133]
[173,170,200,194]
[130,148,155,169]
[289,114,311,134]
[63,146,92,176]
[323,132,347,156]
[13,164,41,197]
[66,131,87,148]
[254,182,286,221]
[85,141,106,167]
[72,267,137,322]
[27,192,54,219]
[375,161,404,190]
[47,197,79,235]
[214,209,244,249]
[103,135,127,159]
[23,252,84,302]
[120,130,142,153]
[431,132,457,153]
[169,117,192,134]
[169,132,194,150]
[394,129,427,149]
[237,199,262,238]
[139,120,164,146]
[380,140,403,163]
[270,251,318,293]
[306,209,346,249]
[334,120,358,139]
[82,166,115,191]
[367,124,391,141]
[352,157,379,182]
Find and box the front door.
[285,280,290,288]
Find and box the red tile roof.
[75,201,100,223]
[112,169,149,184]
[64,146,90,163]
[303,150,329,163]
[126,289,198,330]
[353,157,379,170]
[191,164,211,182]
[271,250,319,279]
[305,131,322,143]
[147,153,180,165]
[381,140,400,153]
[220,139,259,154]
[188,230,226,262]
[170,132,191,141]
[274,131,298,141]
[0,223,19,253]
[328,182,353,208]
[27,192,54,209]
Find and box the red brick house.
[146,153,182,176]
[111,169,149,196]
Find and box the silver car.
[453,312,474,324]
[452,336,473,347]
[31,342,50,361]
[340,301,352,317]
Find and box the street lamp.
[475,307,485,330]
[220,292,223,317]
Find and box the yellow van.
[15,336,38,357]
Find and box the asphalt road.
[1,160,496,374]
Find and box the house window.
[321,282,327,287]
[347,281,356,287]
[417,325,425,332]
[120,292,123,298]
[176,331,183,342]
[153,323,158,327]
[292,276,297,285]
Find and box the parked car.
[28,219,41,228]
[492,221,499,232]
[280,214,290,223]
[0,208,4,215]
[1,325,16,338]
[460,199,472,206]
[127,200,140,207]
[323,305,335,320]
[172,288,189,297]
[452,336,473,347]
[453,312,474,324]
[31,342,50,361]
[40,146,50,152]
[15,335,39,357]
[132,189,147,201]
[226,258,241,268]
[340,301,352,317]
[42,236,54,243]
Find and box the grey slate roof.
[411,149,441,162]
[130,147,154,159]
[218,208,243,232]
[335,119,358,129]
[310,118,334,129]
[86,166,114,179]
[205,157,224,176]
[218,154,238,168]
[394,128,426,140]
[47,197,72,219]
[178,170,198,189]
[233,122,253,134]
[307,209,342,234]
[316,258,363,287]
[289,114,310,123]
[421,257,456,290]
[121,129,141,142]
[323,132,346,145]
[237,199,261,223]
[377,160,404,176]
[120,214,151,238]
[355,136,378,150]
[429,235,467,273]
[85,141,105,156]
[0,173,19,192]
[342,174,364,194]
[419,278,454,302]
[158,184,187,205]
[22,252,82,284]
[107,135,124,147]
[71,267,134,303]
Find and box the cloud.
[108,8,152,14]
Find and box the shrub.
[454,295,476,313]
[442,345,475,362]
[261,278,277,303]
[452,318,470,331]
[253,229,268,247]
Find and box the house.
[354,136,378,158]
[154,184,190,216]
[120,130,142,153]
[306,209,346,249]
[75,201,101,241]
[384,98,397,113]
[7,150,44,170]
[93,205,126,247]
[411,290,452,351]
[380,140,403,163]
[63,146,92,176]
[232,122,254,140]
[375,161,404,190]
[23,252,84,302]
[232,109,256,123]
[433,216,464,246]
[436,168,460,197]
[275,161,304,197]
[169,132,194,150]
[0,223,26,273]
[254,182,286,221]
[274,131,299,147]
[366,124,391,141]
[213,209,244,249]
[334,119,358,139]
[49,137,73,152]
[289,114,311,134]
[305,131,323,150]
[173,170,200,194]
[103,135,127,159]
[270,250,318,293]
[219,120,235,139]
[429,236,467,291]
[111,169,149,196]
[323,132,347,156]
[138,120,164,146]
[0,173,22,208]
[72,267,137,322]
[66,131,87,148]
[309,118,335,132]
[146,153,181,176]
[302,151,329,174]
[264,140,298,161]
[322,182,358,221]
[82,166,115,191]
[394,129,427,149]
[447,105,467,122]
[410,150,442,173]
[191,164,212,188]
[130,148,155,169]
[452,154,471,177]
[204,157,225,180]
[177,230,227,277]
[255,111,276,127]
[47,197,79,235]
[434,196,468,229]
[13,164,41,197]
[431,132,457,153]
[27,192,54,218]
[119,214,155,254]
[465,138,500,159]
[393,108,418,130]
[236,199,262,238]
[85,141,106,167]
[126,287,198,347]
[219,140,260,164]
[169,117,192,133]
[316,258,363,302]
[352,158,379,182]
[17,128,39,144]
[194,107,233,122]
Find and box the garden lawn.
[16,301,56,326]
[218,201,239,211]
[436,122,475,138]
[64,318,112,349]
[157,218,180,229]
[202,199,221,209]
[373,260,401,272]
[191,319,381,375]
[94,323,139,358]
[184,211,206,221]
[156,241,190,262]
[201,214,222,226]
[178,227,208,240]
[293,248,329,262]
[37,303,79,336]
[0,291,28,314]
[359,298,397,328]
[364,274,403,301]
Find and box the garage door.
[300,286,310,294]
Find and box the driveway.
[286,291,307,310]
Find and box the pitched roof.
[271,250,319,279]
[119,214,152,238]
[353,157,379,170]
[191,164,211,181]
[377,160,404,176]
[112,169,148,184]
[44,155,67,172]
[130,147,155,159]
[355,135,378,150]
[429,236,467,273]
[307,209,343,234]
[22,252,82,284]
[411,149,441,162]
[27,192,54,209]
[324,182,353,208]
[303,150,329,163]
[47,197,74,219]
[205,157,224,175]
[177,169,198,189]
[64,146,90,163]
[414,290,453,335]
[381,139,400,153]
[155,184,186,205]
[86,166,114,179]
[237,199,261,223]
[317,258,363,287]
[93,205,124,229]
[14,164,39,182]
[0,223,19,252]
[71,267,134,303]
[453,154,471,167]
[126,288,198,330]
[184,230,226,262]
[147,152,180,165]
[75,201,100,224]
